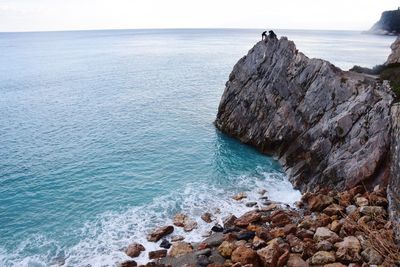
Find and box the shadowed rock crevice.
[215,36,394,193]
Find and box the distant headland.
[369,8,400,35]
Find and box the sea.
[0,29,396,266]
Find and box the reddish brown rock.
[234,211,261,227]
[286,253,308,267]
[252,236,267,249]
[270,228,285,238]
[314,227,339,242]
[173,213,187,227]
[330,220,342,233]
[277,250,289,267]
[368,194,388,207]
[323,204,345,216]
[310,251,336,265]
[324,263,347,267]
[286,234,304,253]
[283,224,297,235]
[334,236,361,262]
[147,226,174,242]
[201,212,213,223]
[338,191,353,206]
[232,192,247,201]
[308,194,334,212]
[231,246,260,267]
[126,243,145,258]
[257,241,283,267]
[148,249,167,260]
[119,260,137,267]
[270,210,292,227]
[168,241,193,257]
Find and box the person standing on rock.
[268,30,277,39]
[261,31,267,41]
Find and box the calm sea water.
[0,29,396,266]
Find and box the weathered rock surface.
[147,226,174,242]
[215,36,393,192]
[125,243,145,258]
[386,37,400,64]
[389,103,400,242]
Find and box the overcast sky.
[0,0,399,32]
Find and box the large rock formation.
[369,9,400,35]
[386,37,400,65]
[389,104,400,242]
[215,37,394,192]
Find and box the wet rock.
[314,227,339,242]
[168,241,193,257]
[218,241,237,258]
[308,195,334,212]
[147,226,174,242]
[361,247,383,265]
[160,239,171,249]
[119,260,137,267]
[270,210,292,227]
[171,235,185,242]
[203,233,224,247]
[355,197,369,207]
[195,248,211,256]
[237,231,255,241]
[286,253,309,267]
[232,246,260,267]
[234,211,261,227]
[232,192,247,201]
[310,251,336,265]
[148,249,167,260]
[197,254,210,267]
[245,202,257,207]
[184,220,198,232]
[359,206,386,217]
[257,241,283,267]
[261,203,278,212]
[173,213,187,227]
[126,243,145,258]
[334,236,361,262]
[223,215,238,228]
[201,213,213,223]
[211,224,224,232]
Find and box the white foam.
[0,169,300,267]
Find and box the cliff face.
[386,37,400,65]
[370,9,400,35]
[389,104,400,242]
[215,37,394,193]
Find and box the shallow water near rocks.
[0,29,395,266]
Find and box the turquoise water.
[0,29,396,266]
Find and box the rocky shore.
[119,186,399,267]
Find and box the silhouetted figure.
[268,30,277,39]
[261,31,267,40]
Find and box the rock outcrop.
[389,103,400,243]
[369,9,400,35]
[386,37,400,65]
[215,36,394,192]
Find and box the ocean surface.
[0,29,396,266]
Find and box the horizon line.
[0,27,369,34]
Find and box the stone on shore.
[125,243,145,258]
[147,226,174,242]
[231,246,260,267]
[148,249,167,260]
[310,251,336,265]
[168,242,193,257]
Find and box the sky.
[0,0,399,32]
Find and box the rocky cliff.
[370,9,400,35]
[389,104,400,242]
[386,37,400,65]
[215,37,394,193]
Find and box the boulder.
[201,212,213,223]
[168,242,193,257]
[355,197,369,207]
[231,246,260,267]
[171,235,185,242]
[159,239,171,249]
[218,241,236,258]
[223,215,237,228]
[234,211,261,227]
[173,213,187,227]
[125,243,145,258]
[119,260,137,267]
[308,195,334,212]
[316,240,333,251]
[232,192,247,201]
[360,247,383,265]
[314,227,339,242]
[359,206,386,217]
[310,251,336,265]
[147,226,174,242]
[323,204,344,216]
[148,249,167,260]
[334,236,361,262]
[256,241,283,267]
[286,253,309,267]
